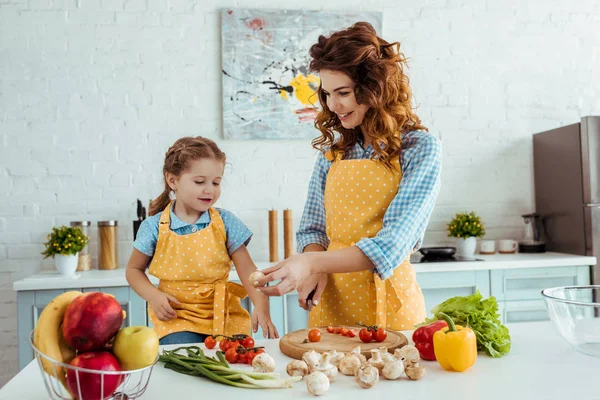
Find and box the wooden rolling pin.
[284,209,293,259]
[269,210,278,262]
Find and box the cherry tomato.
[238,352,248,364]
[359,328,373,343]
[255,348,265,354]
[340,328,349,336]
[241,337,255,349]
[204,336,217,349]
[219,339,230,351]
[227,340,241,351]
[374,327,387,342]
[225,347,239,363]
[308,329,321,342]
[246,350,256,364]
[326,326,335,334]
[333,327,342,334]
[348,329,357,338]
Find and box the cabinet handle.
[584,204,600,208]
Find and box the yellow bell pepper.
[433,312,477,372]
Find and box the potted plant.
[447,212,486,256]
[42,226,90,277]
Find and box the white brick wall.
[2,0,600,386]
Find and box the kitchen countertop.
[12,252,596,291]
[2,321,598,399]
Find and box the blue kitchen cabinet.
[490,266,591,324]
[416,270,491,317]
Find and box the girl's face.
[167,158,224,213]
[320,69,369,130]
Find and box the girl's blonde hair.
[309,22,427,170]
[149,136,226,216]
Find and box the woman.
[257,22,441,330]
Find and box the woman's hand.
[149,291,181,321]
[255,253,315,296]
[251,306,280,339]
[297,273,328,311]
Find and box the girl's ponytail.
[149,183,171,216]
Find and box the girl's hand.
[149,291,181,321]
[297,273,328,311]
[256,253,313,296]
[251,307,279,339]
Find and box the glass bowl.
[541,285,600,357]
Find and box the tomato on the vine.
[308,329,321,342]
[348,329,357,338]
[374,327,387,342]
[238,352,248,364]
[326,326,335,334]
[204,336,217,349]
[225,347,239,363]
[339,328,349,336]
[241,337,255,349]
[226,340,240,351]
[359,328,373,343]
[219,338,230,351]
[333,326,342,334]
[246,350,256,364]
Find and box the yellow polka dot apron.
[308,152,427,330]
[148,203,250,339]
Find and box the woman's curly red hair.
[309,22,427,170]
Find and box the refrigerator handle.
[584,204,600,208]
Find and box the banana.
[34,291,82,397]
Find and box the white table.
[2,321,599,400]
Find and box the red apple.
[62,292,124,352]
[66,351,122,400]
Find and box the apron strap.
[193,281,247,335]
[372,275,403,328]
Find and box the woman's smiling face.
[319,69,369,130]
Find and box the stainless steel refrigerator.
[533,116,600,285]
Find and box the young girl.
[126,136,278,345]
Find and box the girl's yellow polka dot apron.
[148,203,250,339]
[308,152,427,330]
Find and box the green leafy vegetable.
[418,291,511,358]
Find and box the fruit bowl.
[541,285,600,358]
[29,330,157,400]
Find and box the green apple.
[112,326,159,370]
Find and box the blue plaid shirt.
[296,130,442,280]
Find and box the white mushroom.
[314,352,338,382]
[286,360,309,378]
[394,345,420,367]
[302,350,321,372]
[381,359,405,380]
[339,353,361,376]
[252,353,275,373]
[378,347,395,363]
[326,350,344,369]
[249,270,266,287]
[367,349,385,372]
[405,362,426,380]
[351,345,367,363]
[306,371,330,396]
[354,363,379,388]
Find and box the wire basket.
[29,330,157,400]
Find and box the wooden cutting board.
[279,326,408,360]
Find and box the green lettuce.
[418,291,511,358]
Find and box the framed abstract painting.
[221,8,383,140]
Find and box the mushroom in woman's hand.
[249,270,266,287]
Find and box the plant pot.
[55,254,79,277]
[455,237,477,256]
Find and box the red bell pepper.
[412,320,448,361]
